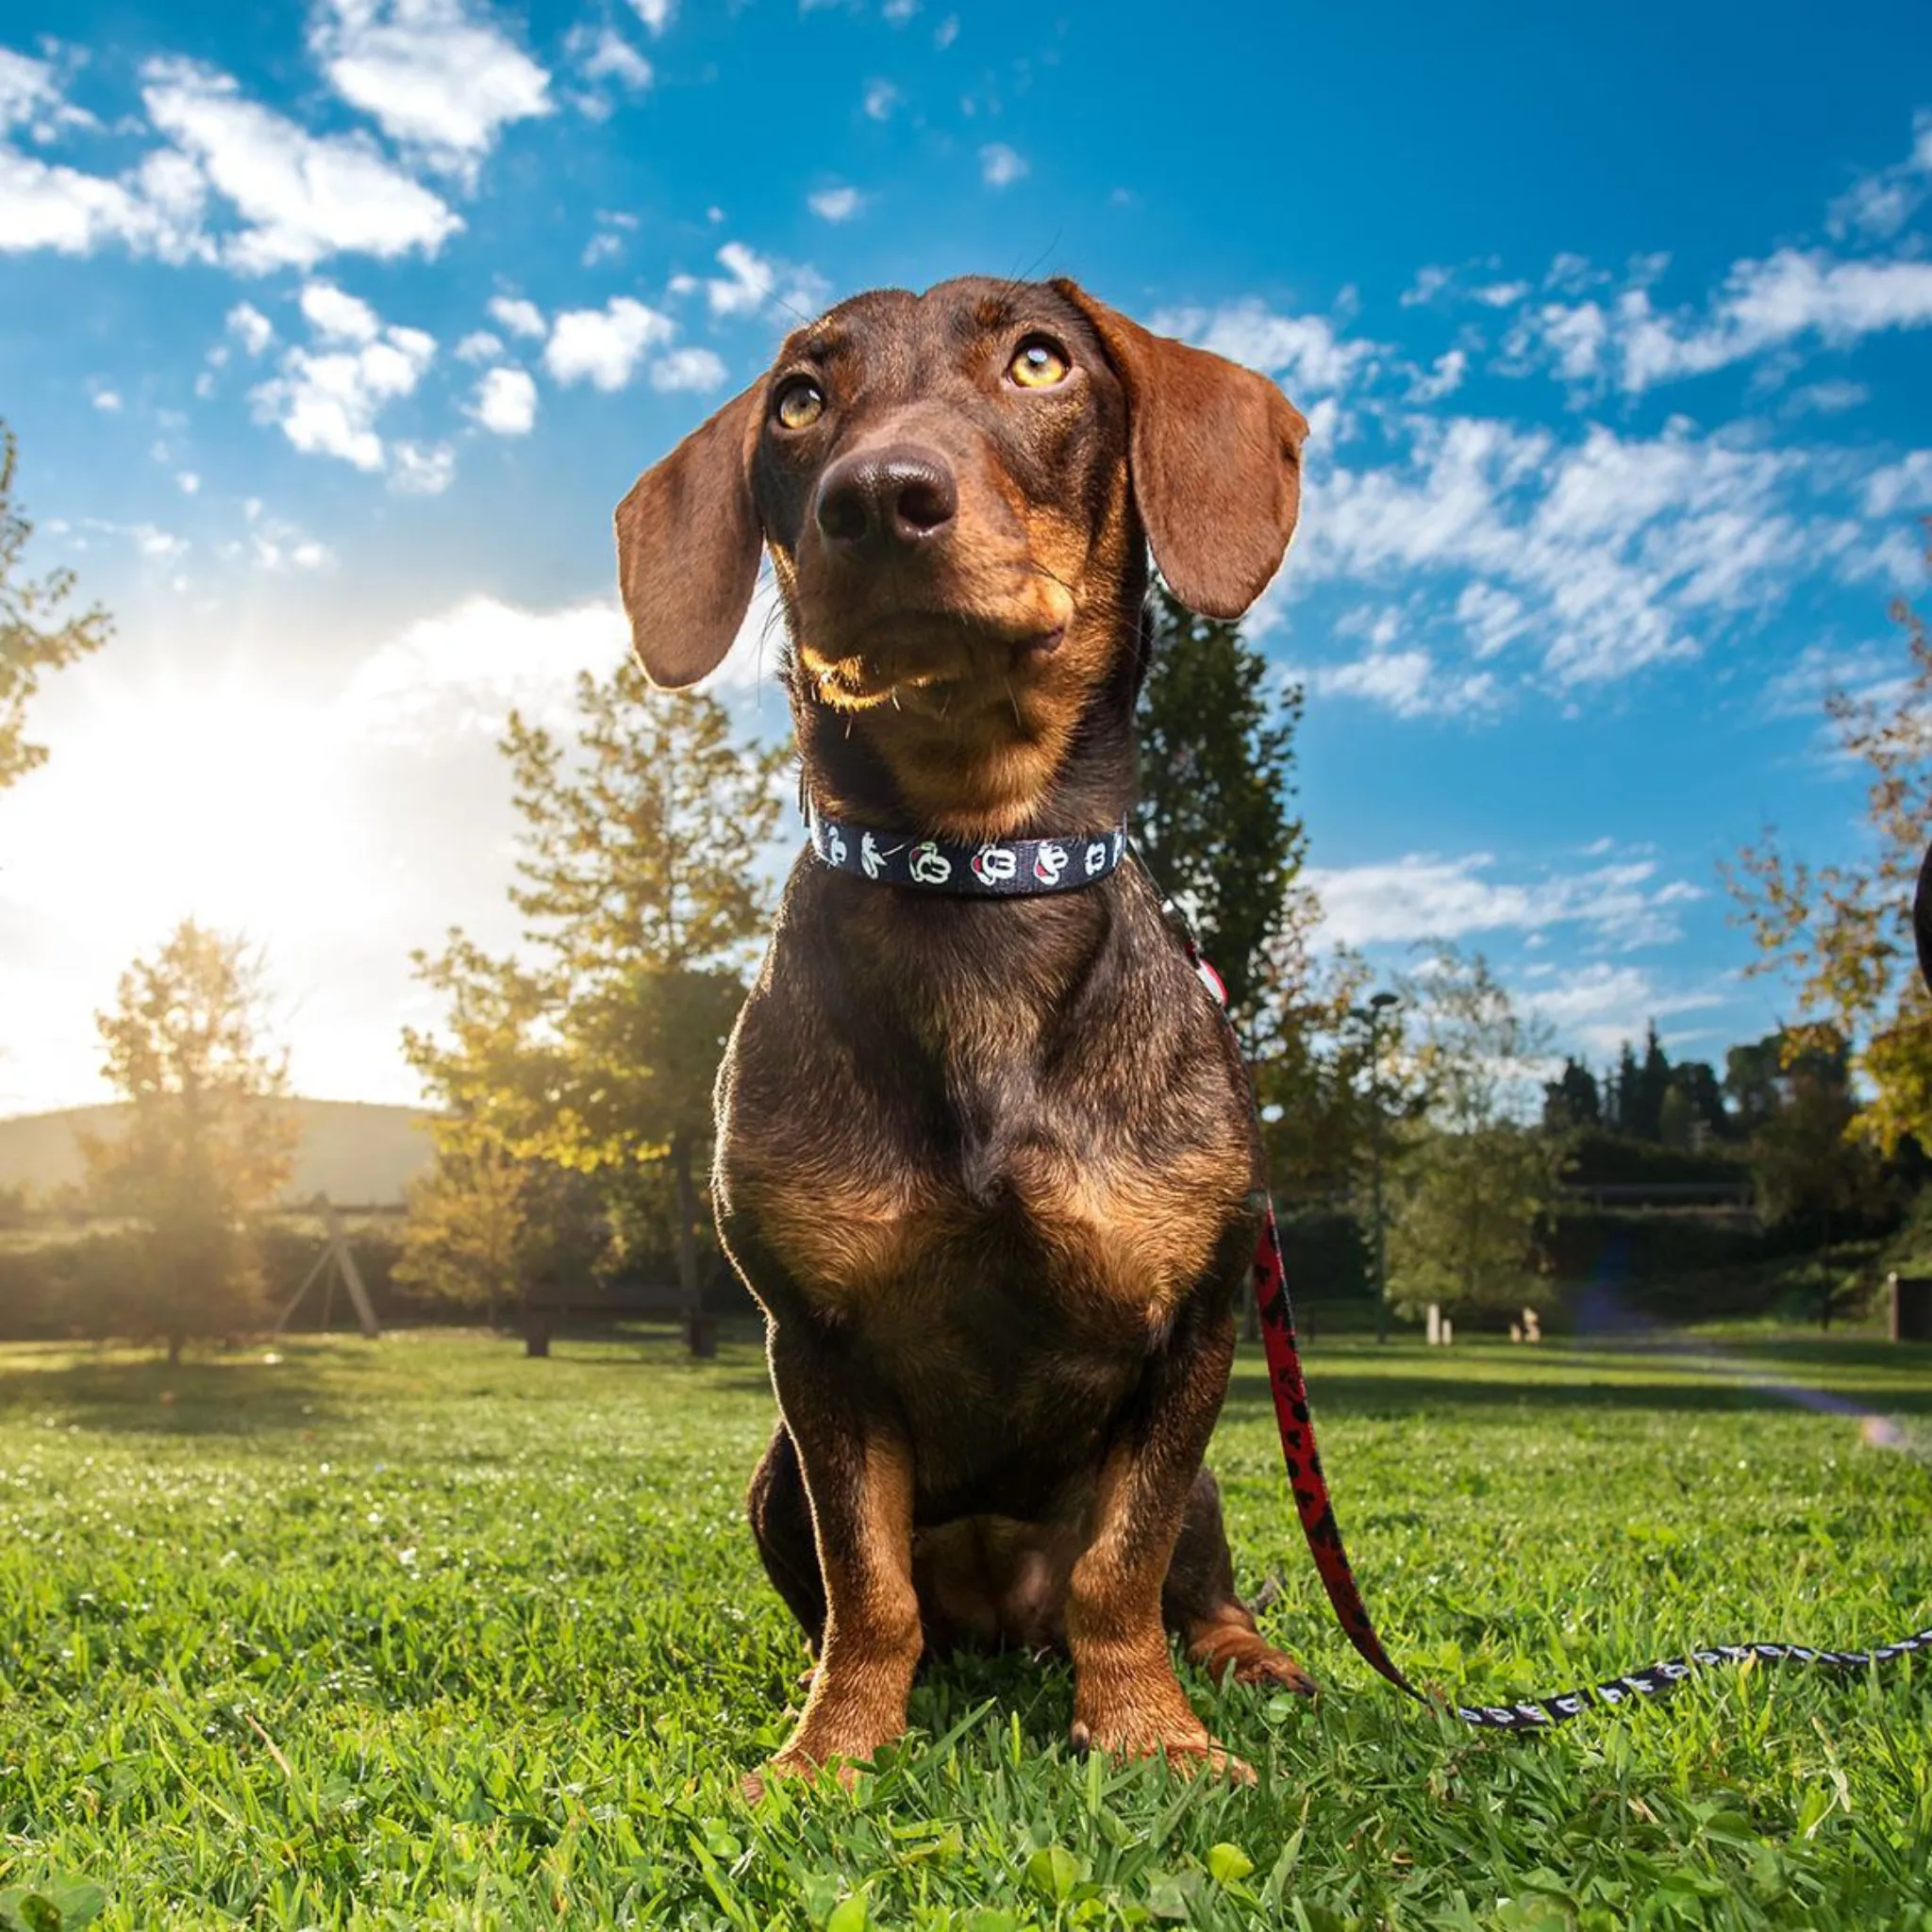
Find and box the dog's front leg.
[1066,1301,1251,1780]
[752,1321,922,1794]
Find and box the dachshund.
[615,275,1314,1790]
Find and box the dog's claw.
[741,1750,861,1803]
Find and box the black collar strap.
[806,805,1129,896]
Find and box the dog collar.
[805,804,1129,896]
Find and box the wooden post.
[526,1302,552,1357]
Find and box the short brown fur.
[614,276,1314,1790]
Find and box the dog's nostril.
[816,445,958,550]
[892,474,956,536]
[817,480,872,545]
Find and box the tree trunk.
[672,1128,701,1318]
[167,1331,183,1366]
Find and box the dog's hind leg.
[747,1420,827,1649]
[1162,1468,1317,1695]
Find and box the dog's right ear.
[614,381,765,690]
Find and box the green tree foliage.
[403,664,789,1309]
[78,921,296,1361]
[1385,947,1569,1319]
[1541,1057,1602,1132]
[1,423,110,792]
[1725,533,1932,1151]
[1133,581,1309,1044]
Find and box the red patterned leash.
[1178,916,1930,1731]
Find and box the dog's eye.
[774,378,825,430]
[1008,338,1071,390]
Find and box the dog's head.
[614,276,1307,826]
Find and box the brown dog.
[614,276,1314,1789]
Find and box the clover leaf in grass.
[0,1878,108,1932]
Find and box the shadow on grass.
[0,1351,338,1436]
[1224,1361,1932,1417]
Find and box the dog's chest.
[721,983,1250,1347]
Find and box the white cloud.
[308,0,552,183]
[176,471,199,493]
[455,327,504,361]
[1519,963,1725,1058]
[1307,850,1702,951]
[569,25,653,95]
[1151,298,1376,396]
[1863,450,1932,519]
[1306,647,1501,719]
[487,293,545,339]
[253,288,437,472]
[301,279,381,341]
[341,580,780,751]
[649,346,728,392]
[0,45,94,138]
[706,239,774,316]
[239,498,334,572]
[1406,348,1466,403]
[863,78,899,120]
[0,143,206,261]
[702,240,826,321]
[627,0,675,31]
[543,295,673,389]
[808,184,863,222]
[389,440,456,495]
[470,364,537,433]
[1827,110,1932,240]
[1299,415,1807,685]
[90,387,121,412]
[1611,249,1932,391]
[226,300,275,354]
[142,58,461,272]
[979,142,1026,188]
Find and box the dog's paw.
[1189,1624,1319,1697]
[1068,1717,1256,1786]
[740,1748,860,1803]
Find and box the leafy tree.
[1747,1030,1888,1327]
[1724,1036,1785,1137]
[405,663,789,1313]
[1384,947,1569,1320]
[1607,1040,1641,1135]
[1725,532,1932,1151]
[78,921,296,1361]
[1541,1057,1601,1132]
[1,423,110,792]
[1668,1059,1727,1144]
[1134,581,1308,1044]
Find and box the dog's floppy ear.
[1052,279,1307,621]
[614,381,765,690]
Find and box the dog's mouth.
[803,619,1068,714]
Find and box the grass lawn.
[1,1324,1929,1930]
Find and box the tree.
[1725,530,1932,1151]
[1746,1030,1888,1327]
[404,663,789,1313]
[1134,581,1309,1045]
[1541,1057,1601,1132]
[78,921,296,1361]
[1384,947,1569,1320]
[1,423,110,793]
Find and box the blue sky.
[0,0,1929,1114]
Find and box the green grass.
[2,1325,1930,1930]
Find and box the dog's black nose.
[814,444,958,551]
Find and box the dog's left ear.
[1051,279,1307,621]
[614,381,765,690]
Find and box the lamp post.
[1350,991,1399,1344]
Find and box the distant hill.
[0,1098,436,1207]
